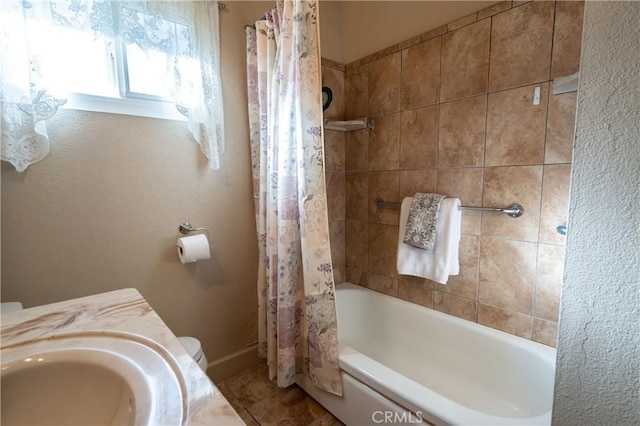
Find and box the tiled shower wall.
[339,0,584,347]
[321,59,347,285]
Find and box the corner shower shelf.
[323,118,371,132]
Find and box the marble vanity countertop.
[0,288,244,426]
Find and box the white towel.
[397,197,462,284]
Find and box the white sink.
[1,332,186,426]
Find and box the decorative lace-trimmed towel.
[403,193,447,249]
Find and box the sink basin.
[1,332,186,426]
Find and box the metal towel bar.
[375,197,524,218]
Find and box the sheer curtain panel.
[0,0,224,172]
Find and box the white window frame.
[61,39,186,122]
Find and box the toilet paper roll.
[177,234,211,264]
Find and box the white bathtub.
[297,283,556,426]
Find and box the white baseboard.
[207,344,260,383]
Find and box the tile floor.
[217,364,344,426]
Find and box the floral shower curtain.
[0,0,223,172]
[245,1,342,395]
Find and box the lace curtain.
[0,0,224,172]
[245,1,343,395]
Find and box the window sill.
[61,93,187,122]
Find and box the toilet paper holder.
[178,222,210,239]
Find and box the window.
[2,0,224,171]
[59,39,186,121]
[40,3,192,121]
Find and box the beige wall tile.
[479,237,537,315]
[398,277,433,308]
[433,234,479,300]
[489,1,555,91]
[373,45,400,62]
[322,67,345,120]
[368,223,399,278]
[482,166,543,242]
[329,221,346,270]
[324,130,345,172]
[551,1,585,79]
[401,38,441,109]
[345,64,369,120]
[437,167,484,206]
[448,12,478,32]
[438,95,487,168]
[345,128,368,172]
[321,58,345,72]
[539,164,571,245]
[421,25,448,43]
[346,219,368,270]
[477,1,512,20]
[437,167,483,235]
[535,243,565,322]
[478,304,533,338]
[440,19,491,102]
[346,58,362,70]
[400,274,434,288]
[545,92,577,164]
[333,267,345,286]
[369,113,400,171]
[346,59,362,71]
[398,34,422,51]
[400,106,438,169]
[369,53,401,116]
[368,171,400,225]
[359,53,376,68]
[532,318,558,347]
[339,0,579,346]
[346,267,368,287]
[461,212,482,236]
[433,291,477,322]
[486,83,549,166]
[326,172,345,222]
[345,172,368,221]
[367,273,399,297]
[399,169,437,198]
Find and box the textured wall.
[341,1,584,346]
[318,1,344,64]
[1,2,269,379]
[552,1,640,423]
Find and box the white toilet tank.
[1,302,23,315]
[177,336,208,373]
